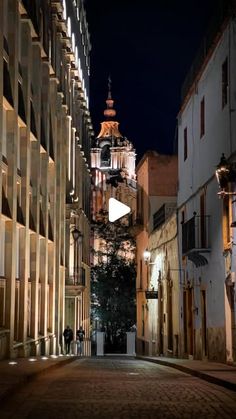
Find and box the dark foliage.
[91,221,136,351]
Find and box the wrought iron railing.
[66,267,86,286]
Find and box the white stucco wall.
[177,19,236,362]
[178,23,236,204]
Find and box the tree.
[91,220,136,352]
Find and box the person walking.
[63,325,73,355]
[76,325,85,356]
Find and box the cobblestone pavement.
[1,357,236,419]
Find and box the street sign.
[145,291,158,299]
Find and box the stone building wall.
[0,0,92,359]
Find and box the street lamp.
[143,249,151,264]
[142,250,185,286]
[71,228,83,284]
[215,154,236,227]
[72,228,83,243]
[215,153,236,196]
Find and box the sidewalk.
[0,354,78,404]
[136,355,236,391]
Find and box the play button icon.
[108,198,131,222]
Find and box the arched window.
[101,145,111,167]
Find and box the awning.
[187,251,208,267]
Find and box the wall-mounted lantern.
[71,228,83,284]
[215,153,236,196]
[216,154,236,227]
[143,249,151,264]
[71,228,83,243]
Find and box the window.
[184,127,187,161]
[222,58,228,108]
[3,59,14,107]
[101,145,111,167]
[200,97,205,138]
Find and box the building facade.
[177,4,236,363]
[0,0,92,359]
[90,82,137,264]
[136,151,178,355]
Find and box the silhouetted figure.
[63,325,73,355]
[76,325,85,356]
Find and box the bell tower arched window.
[101,144,111,167]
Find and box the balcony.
[66,267,86,287]
[182,215,210,266]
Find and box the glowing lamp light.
[104,109,116,118]
[215,153,230,193]
[8,361,17,365]
[143,249,151,263]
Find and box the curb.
[0,356,77,405]
[136,356,236,392]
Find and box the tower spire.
[108,75,112,99]
[104,76,116,119]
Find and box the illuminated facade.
[0,0,92,359]
[91,81,136,226]
[136,151,178,356]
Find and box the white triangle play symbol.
[108,198,131,222]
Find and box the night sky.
[85,0,216,161]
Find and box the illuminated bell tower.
[91,78,136,223]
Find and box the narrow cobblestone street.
[1,357,236,419]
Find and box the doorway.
[225,282,236,362]
[183,287,194,356]
[201,290,207,358]
[167,279,173,351]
